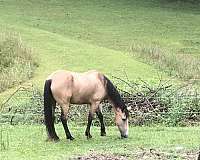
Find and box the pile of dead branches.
[109,76,200,126]
[0,78,199,126]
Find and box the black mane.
[104,76,129,117]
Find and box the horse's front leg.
[60,103,74,140]
[85,101,100,139]
[85,111,94,139]
[96,107,106,136]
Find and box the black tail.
[44,79,59,140]
[104,76,127,111]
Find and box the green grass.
[1,0,199,55]
[131,42,200,80]
[0,124,199,160]
[0,1,199,159]
[0,0,199,97]
[0,24,162,103]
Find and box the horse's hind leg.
[85,101,100,139]
[60,103,74,140]
[96,106,106,136]
[45,99,59,141]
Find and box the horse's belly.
[70,86,105,104]
[70,96,90,104]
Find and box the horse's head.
[115,107,130,138]
[104,75,131,138]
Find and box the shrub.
[0,32,37,92]
[0,80,199,127]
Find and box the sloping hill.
[1,24,161,86]
[0,0,199,100]
[0,1,170,85]
[1,0,199,54]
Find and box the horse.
[43,70,129,141]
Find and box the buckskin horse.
[44,70,129,141]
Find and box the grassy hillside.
[1,0,199,54]
[0,1,164,80]
[0,0,199,85]
[0,1,199,159]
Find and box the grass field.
[0,125,199,160]
[0,0,199,89]
[0,0,199,88]
[0,0,199,99]
[0,0,199,159]
[0,0,166,86]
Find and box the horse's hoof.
[85,131,92,139]
[46,137,60,142]
[101,132,106,136]
[67,136,75,140]
[87,134,92,139]
[53,138,60,142]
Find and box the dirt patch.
[72,149,199,160]
[74,153,127,160]
[132,148,199,160]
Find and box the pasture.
[0,0,200,159]
[0,125,199,160]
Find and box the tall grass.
[0,32,37,92]
[130,42,200,81]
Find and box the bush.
[0,80,199,127]
[0,32,37,92]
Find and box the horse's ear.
[127,106,131,111]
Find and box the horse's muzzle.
[121,134,128,138]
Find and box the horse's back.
[46,70,106,104]
[71,70,106,103]
[46,70,73,104]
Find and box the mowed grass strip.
[0,23,166,104]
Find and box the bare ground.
[72,149,199,160]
